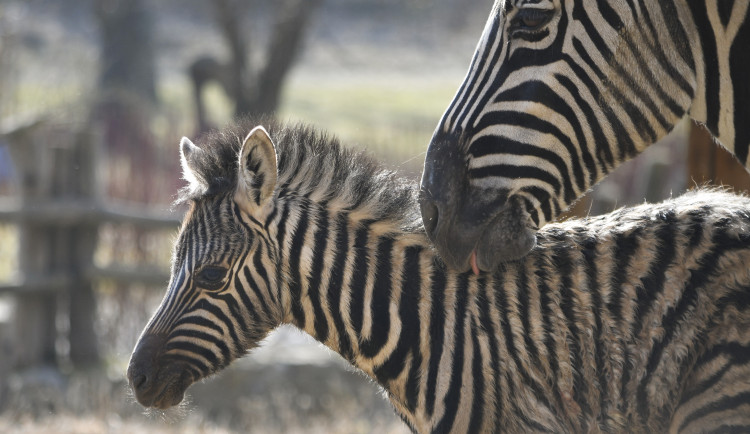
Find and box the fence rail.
[0,265,174,296]
[0,198,180,227]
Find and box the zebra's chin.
[472,197,537,272]
[421,130,538,272]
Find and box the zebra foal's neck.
[273,194,469,431]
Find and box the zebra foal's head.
[421,0,695,272]
[127,125,282,409]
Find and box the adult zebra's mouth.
[421,191,537,273]
[421,130,538,273]
[470,250,480,276]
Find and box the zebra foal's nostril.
[132,372,149,391]
[127,333,167,397]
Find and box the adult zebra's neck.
[681,0,750,161]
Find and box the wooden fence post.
[4,118,59,369]
[3,118,103,369]
[67,127,101,366]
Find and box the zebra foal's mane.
[177,117,422,231]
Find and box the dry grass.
[0,355,410,433]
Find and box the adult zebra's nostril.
[420,199,440,240]
[132,372,149,391]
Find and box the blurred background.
[0,0,747,433]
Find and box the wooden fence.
[0,116,181,371]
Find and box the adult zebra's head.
[421,0,696,272]
[128,126,282,409]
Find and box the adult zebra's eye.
[512,8,553,32]
[196,266,228,290]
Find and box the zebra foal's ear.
[180,136,207,194]
[235,126,278,214]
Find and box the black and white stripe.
[420,0,750,271]
[129,119,750,433]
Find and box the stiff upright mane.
[178,117,423,231]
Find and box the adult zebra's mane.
[179,117,423,232]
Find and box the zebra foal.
[420,0,750,272]
[128,119,750,433]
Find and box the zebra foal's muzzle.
[420,131,537,273]
[127,333,193,409]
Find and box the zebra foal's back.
[474,189,750,432]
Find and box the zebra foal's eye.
[511,8,553,32]
[196,266,228,290]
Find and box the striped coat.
[129,119,750,433]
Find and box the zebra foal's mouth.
[130,367,193,409]
[127,333,197,409]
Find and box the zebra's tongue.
[470,250,480,275]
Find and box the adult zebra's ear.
[180,136,207,195]
[235,126,278,214]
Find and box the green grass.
[1,82,88,120]
[280,75,460,176]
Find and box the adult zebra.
[128,118,750,433]
[419,0,750,273]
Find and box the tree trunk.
[95,0,157,102]
[244,0,322,116]
[189,0,322,130]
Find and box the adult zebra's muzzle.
[420,131,537,273]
